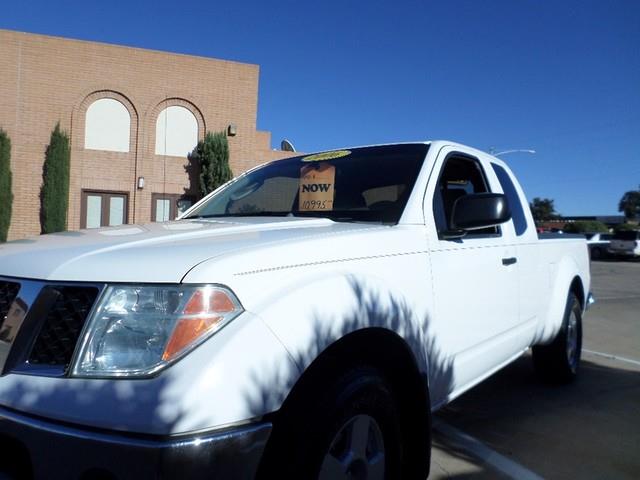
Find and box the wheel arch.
[277,327,430,414]
[570,275,586,311]
[537,256,587,344]
[262,327,432,477]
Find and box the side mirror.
[451,193,511,231]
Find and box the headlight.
[72,284,243,378]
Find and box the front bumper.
[0,405,271,479]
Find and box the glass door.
[82,191,128,228]
[151,194,194,222]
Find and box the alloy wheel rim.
[319,414,385,480]
[566,310,579,370]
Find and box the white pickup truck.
[0,141,591,479]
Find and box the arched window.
[84,98,131,152]
[155,105,198,157]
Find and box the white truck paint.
[0,141,590,478]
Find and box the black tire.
[532,292,582,383]
[591,247,602,260]
[257,366,419,480]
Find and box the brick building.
[0,29,294,241]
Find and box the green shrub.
[614,222,639,232]
[563,220,609,234]
[529,197,559,223]
[41,123,71,233]
[0,129,12,242]
[189,131,233,197]
[618,186,640,220]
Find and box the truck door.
[490,161,543,341]
[424,147,520,396]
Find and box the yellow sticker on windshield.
[299,164,335,211]
[302,150,351,162]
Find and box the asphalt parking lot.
[429,259,640,479]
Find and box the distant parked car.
[585,232,612,260]
[608,230,640,258]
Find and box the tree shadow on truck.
[244,276,455,418]
[243,276,455,478]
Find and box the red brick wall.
[0,29,292,240]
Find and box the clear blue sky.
[2,0,639,215]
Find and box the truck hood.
[0,218,382,283]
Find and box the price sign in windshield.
[299,164,335,211]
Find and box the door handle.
[502,257,517,266]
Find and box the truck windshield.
[184,144,429,224]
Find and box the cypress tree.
[190,131,233,197]
[0,129,12,242]
[41,123,71,233]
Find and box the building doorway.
[151,193,194,222]
[81,190,129,229]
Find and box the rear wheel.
[257,366,410,479]
[590,246,602,260]
[532,292,582,383]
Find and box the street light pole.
[489,148,536,157]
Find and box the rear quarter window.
[491,163,528,236]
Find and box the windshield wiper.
[185,211,297,219]
[185,211,386,225]
[298,211,385,224]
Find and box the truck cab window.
[491,163,528,236]
[433,155,498,236]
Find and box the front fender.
[262,272,430,360]
[184,247,448,419]
[235,265,448,412]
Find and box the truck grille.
[0,281,21,328]
[28,286,99,370]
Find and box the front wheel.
[532,292,582,383]
[319,413,387,479]
[257,367,406,479]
